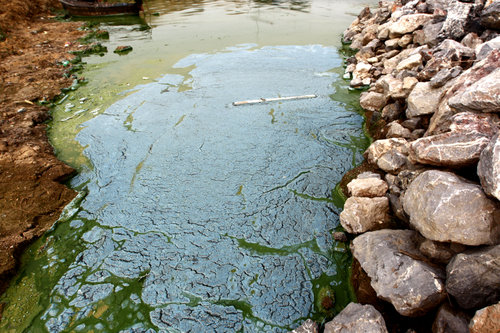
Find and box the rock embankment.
[293,0,499,331]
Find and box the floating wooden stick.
[233,94,317,106]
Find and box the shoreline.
[0,1,84,298]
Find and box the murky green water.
[1,1,376,332]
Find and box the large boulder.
[406,82,447,118]
[347,177,388,198]
[324,303,388,333]
[289,319,318,333]
[403,170,500,246]
[409,131,491,167]
[478,133,500,200]
[340,197,391,234]
[448,67,500,113]
[427,50,500,135]
[446,245,500,309]
[470,301,500,333]
[389,13,433,36]
[352,230,447,317]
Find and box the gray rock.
[480,1,500,30]
[357,171,381,180]
[432,303,470,333]
[339,197,391,234]
[426,0,452,12]
[438,0,473,40]
[409,131,491,167]
[324,303,388,333]
[406,82,447,118]
[446,245,500,309]
[461,32,483,49]
[377,150,408,174]
[352,229,447,316]
[429,66,462,88]
[478,133,500,201]
[289,319,318,333]
[389,14,433,36]
[347,177,388,198]
[396,53,422,71]
[475,36,500,62]
[360,92,388,112]
[448,67,500,113]
[469,301,500,333]
[386,121,412,139]
[365,138,409,165]
[419,239,466,264]
[403,170,500,246]
[413,21,444,47]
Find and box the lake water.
[0,0,375,332]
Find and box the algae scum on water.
[1,1,374,331]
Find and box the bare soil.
[0,0,85,297]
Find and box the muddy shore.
[0,0,84,296]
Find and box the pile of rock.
[320,0,499,332]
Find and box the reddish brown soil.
[0,0,85,296]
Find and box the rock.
[470,301,500,333]
[357,171,381,180]
[360,92,388,112]
[352,229,447,317]
[365,138,409,165]
[396,52,422,71]
[419,239,466,264]
[461,32,483,49]
[382,102,404,122]
[398,34,413,48]
[478,133,500,200]
[438,0,473,40]
[114,45,133,54]
[402,76,418,92]
[427,50,500,135]
[383,46,425,72]
[449,112,499,136]
[406,82,447,118]
[446,245,500,309]
[448,67,500,113]
[403,170,500,246]
[413,21,444,47]
[289,319,318,333]
[475,36,500,62]
[332,232,348,243]
[377,22,392,40]
[378,75,405,99]
[347,177,388,197]
[385,38,400,51]
[429,66,462,88]
[377,150,408,174]
[433,39,475,63]
[426,0,451,12]
[410,129,426,140]
[432,303,471,333]
[386,121,412,139]
[401,117,420,131]
[324,303,388,333]
[389,14,433,36]
[409,131,491,167]
[480,1,500,30]
[339,197,391,234]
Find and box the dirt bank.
[0,0,85,297]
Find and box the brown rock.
[478,133,500,201]
[386,122,412,139]
[324,303,388,333]
[403,170,500,246]
[406,82,447,118]
[365,138,409,165]
[480,1,500,30]
[432,303,470,333]
[470,301,500,333]
[389,13,433,35]
[347,177,388,197]
[419,239,466,264]
[360,92,388,112]
[377,150,408,174]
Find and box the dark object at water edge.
[59,0,143,17]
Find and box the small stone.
[365,138,409,165]
[419,239,466,264]
[470,301,500,333]
[396,53,422,71]
[347,177,388,197]
[385,38,400,51]
[397,34,413,48]
[324,303,388,333]
[376,150,408,174]
[386,121,412,139]
[340,197,391,234]
[114,45,133,54]
[402,76,418,92]
[447,245,500,309]
[478,133,500,201]
[332,232,348,243]
[429,66,462,88]
[289,319,318,333]
[381,102,404,122]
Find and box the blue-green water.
[0,1,375,332]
